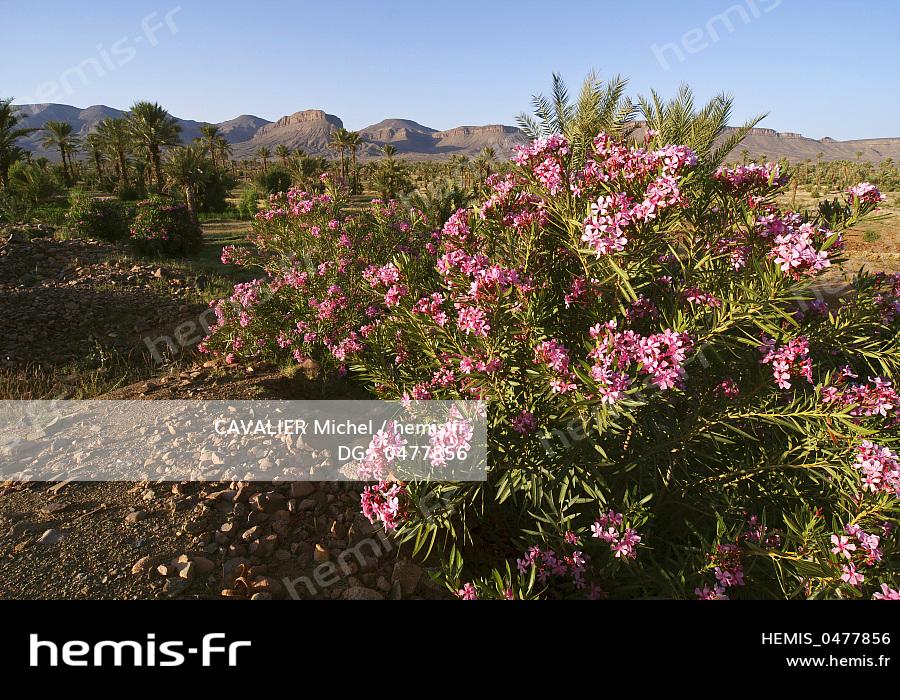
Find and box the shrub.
[197,169,236,213]
[65,192,129,241]
[352,133,899,600]
[236,186,262,220]
[129,196,203,257]
[200,175,435,374]
[199,125,899,600]
[254,167,292,195]
[0,161,64,222]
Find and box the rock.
[314,544,330,563]
[241,526,262,542]
[251,492,286,514]
[131,555,161,576]
[223,557,251,585]
[37,528,65,545]
[289,482,316,499]
[192,556,215,575]
[177,561,195,580]
[124,510,147,524]
[163,577,191,598]
[342,586,385,601]
[391,560,423,596]
[389,581,403,601]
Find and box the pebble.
[37,528,66,545]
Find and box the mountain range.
[11,102,900,165]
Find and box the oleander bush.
[65,191,129,241]
[202,77,900,600]
[129,196,203,257]
[201,175,436,374]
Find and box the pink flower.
[511,410,537,434]
[759,336,813,390]
[360,480,406,531]
[840,563,865,586]
[872,584,900,600]
[853,441,900,497]
[848,182,885,205]
[830,534,856,560]
[457,583,478,600]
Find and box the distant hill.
[10,102,900,164]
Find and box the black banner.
[2,600,897,681]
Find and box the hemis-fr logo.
[30,633,251,667]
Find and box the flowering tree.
[354,128,899,600]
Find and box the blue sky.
[1,0,897,139]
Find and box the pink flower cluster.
[590,510,641,559]
[759,336,813,389]
[480,173,547,230]
[833,523,884,588]
[517,544,589,588]
[854,441,900,497]
[577,136,694,256]
[428,416,474,468]
[743,515,782,549]
[714,162,788,191]
[696,543,745,600]
[412,293,448,327]
[511,409,537,434]
[534,339,576,394]
[847,182,886,206]
[768,221,831,279]
[357,422,407,480]
[682,286,722,309]
[588,322,693,400]
[822,375,898,418]
[360,480,406,531]
[715,378,741,399]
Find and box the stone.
[314,544,330,563]
[125,510,147,524]
[163,577,191,598]
[289,482,316,499]
[192,556,215,575]
[391,560,424,596]
[241,526,262,542]
[37,528,65,545]
[132,555,161,576]
[251,492,286,514]
[342,586,385,601]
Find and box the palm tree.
[275,144,291,167]
[215,136,233,174]
[41,120,80,182]
[0,98,38,188]
[518,71,635,167]
[382,144,398,161]
[164,144,209,222]
[635,85,765,170]
[96,117,132,190]
[288,153,328,191]
[127,101,182,188]
[343,130,363,192]
[329,128,353,183]
[199,124,222,168]
[85,132,107,179]
[473,145,497,182]
[256,146,271,172]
